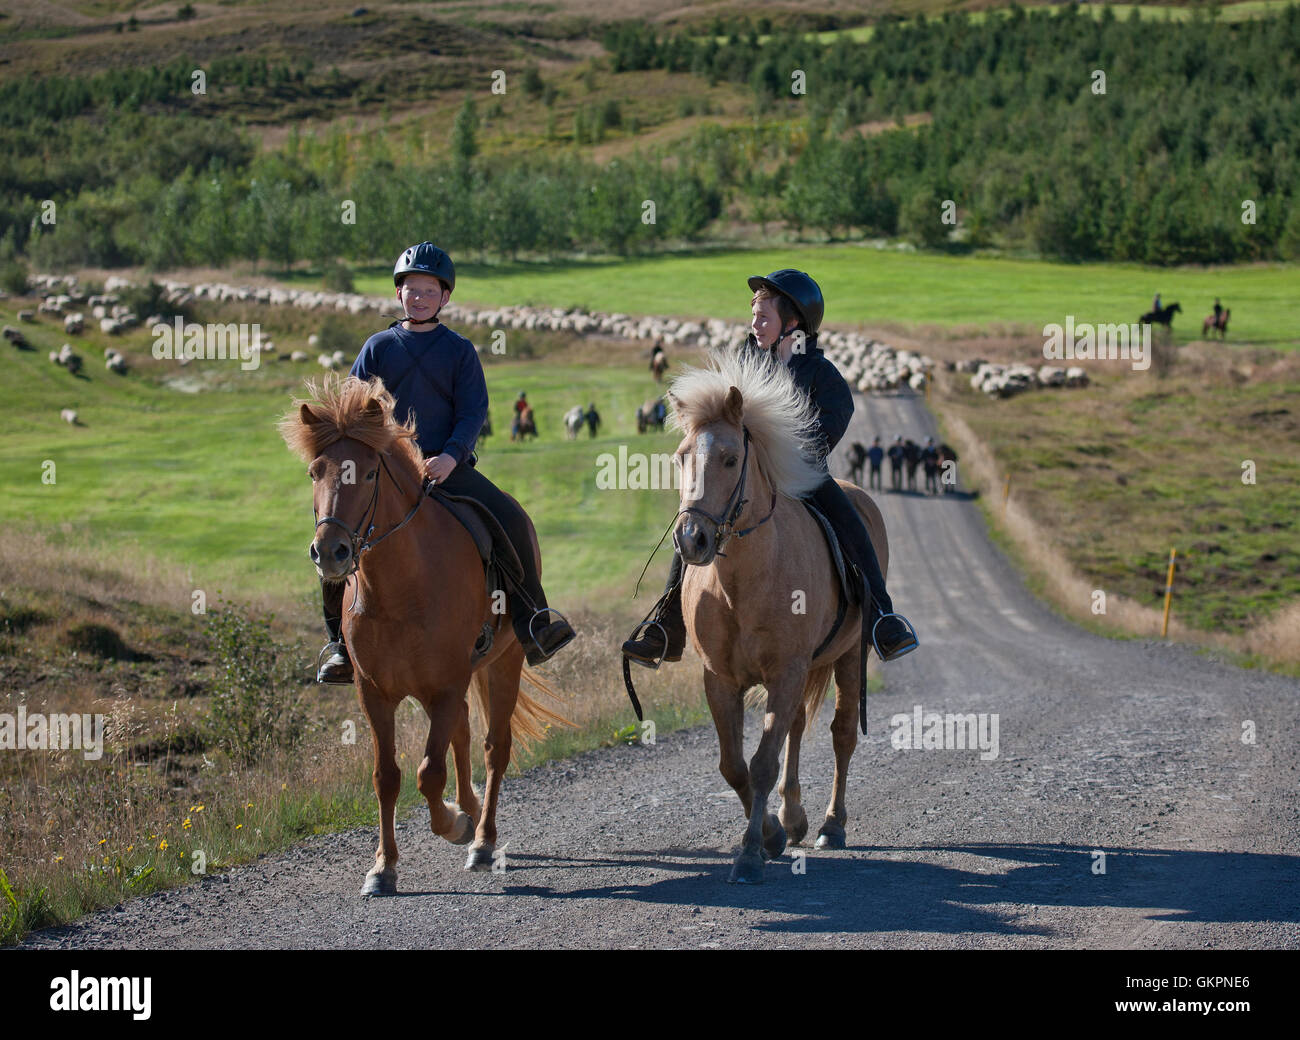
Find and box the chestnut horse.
[667,349,890,883]
[280,376,567,895]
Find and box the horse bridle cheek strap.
[313,454,430,587]
[673,427,776,558]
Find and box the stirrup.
[871,612,919,661]
[527,606,571,644]
[624,619,669,671]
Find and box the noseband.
[674,426,776,558]
[314,454,430,580]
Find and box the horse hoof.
[728,852,765,885]
[815,821,846,850]
[762,821,788,861]
[781,806,809,846]
[361,869,397,897]
[465,845,496,872]
[446,811,475,846]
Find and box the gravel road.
[23,390,1300,949]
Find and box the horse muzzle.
[310,529,356,581]
[674,516,717,566]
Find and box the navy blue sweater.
[350,322,488,464]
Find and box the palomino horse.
[280,376,567,894]
[667,349,889,884]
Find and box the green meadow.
[0,305,682,612]
[309,248,1300,350]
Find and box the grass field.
[0,301,686,612]
[287,247,1300,350]
[936,358,1300,636]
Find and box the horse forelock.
[668,348,826,499]
[280,375,422,471]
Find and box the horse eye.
[724,456,738,468]
[366,469,377,481]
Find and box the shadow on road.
[488,843,1300,938]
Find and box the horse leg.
[466,652,521,872]
[416,693,476,846]
[360,685,400,896]
[816,652,861,850]
[703,670,757,861]
[730,670,803,884]
[450,697,481,833]
[778,702,809,846]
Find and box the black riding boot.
[809,477,918,662]
[622,551,687,667]
[317,580,353,684]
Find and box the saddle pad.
[428,487,526,587]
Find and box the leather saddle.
[427,486,529,661]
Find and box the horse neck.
[349,450,442,611]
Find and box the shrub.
[205,602,308,764]
[0,260,28,295]
[321,260,354,293]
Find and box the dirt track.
[23,390,1300,949]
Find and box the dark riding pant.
[436,460,550,645]
[321,458,550,649]
[657,475,893,619]
[808,475,893,618]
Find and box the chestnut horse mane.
[279,375,423,471]
[668,347,826,499]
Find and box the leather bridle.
[673,426,776,559]
[314,454,430,580]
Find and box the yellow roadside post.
[1161,548,1177,638]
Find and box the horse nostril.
[333,543,351,563]
[309,542,320,563]
[693,528,707,550]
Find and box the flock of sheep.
[19,273,1092,427]
[956,358,1090,397]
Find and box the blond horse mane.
[278,375,423,473]
[667,347,826,499]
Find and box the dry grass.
[934,356,1300,668]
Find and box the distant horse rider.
[867,435,884,491]
[887,435,905,491]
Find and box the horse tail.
[468,666,574,764]
[802,662,836,725]
[741,662,836,722]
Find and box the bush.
[0,260,28,295]
[317,314,361,357]
[205,602,307,764]
[118,280,189,321]
[321,259,354,293]
[522,65,544,100]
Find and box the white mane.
[667,347,826,499]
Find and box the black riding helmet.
[747,269,824,336]
[394,242,456,292]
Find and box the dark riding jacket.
[350,321,488,465]
[742,333,854,469]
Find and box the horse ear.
[299,402,320,426]
[362,397,384,418]
[723,385,744,426]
